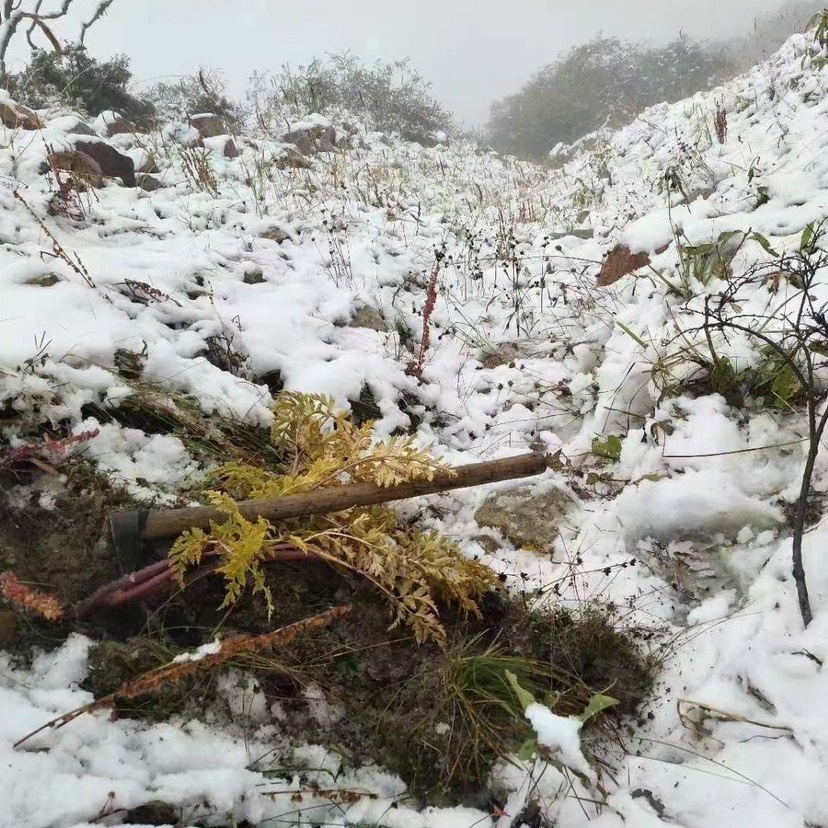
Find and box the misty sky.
[9,0,793,126]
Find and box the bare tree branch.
[79,0,113,45]
[0,0,115,78]
[24,0,44,51]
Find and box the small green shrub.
[145,69,245,130]
[250,54,454,145]
[9,45,155,128]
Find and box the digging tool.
[84,451,548,619]
[109,451,548,547]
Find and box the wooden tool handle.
[109,452,547,542]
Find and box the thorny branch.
[697,222,828,627]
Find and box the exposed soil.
[0,458,657,808]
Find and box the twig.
[15,605,351,749]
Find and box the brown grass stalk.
[14,605,352,749]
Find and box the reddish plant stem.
[74,546,316,619]
[407,261,440,378]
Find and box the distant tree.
[486,35,733,160]
[723,0,825,68]
[9,45,155,127]
[0,0,116,79]
[250,53,454,145]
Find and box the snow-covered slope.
[3,28,828,828]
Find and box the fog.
[7,0,794,126]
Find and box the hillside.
[2,25,828,828]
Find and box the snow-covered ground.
[3,27,828,828]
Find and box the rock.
[25,273,61,287]
[164,121,203,148]
[274,146,312,169]
[93,110,134,136]
[128,148,159,174]
[47,114,95,136]
[243,268,265,284]
[479,342,523,369]
[471,534,501,555]
[222,137,240,158]
[348,306,387,332]
[0,100,43,130]
[136,173,164,191]
[549,227,594,241]
[123,801,178,826]
[475,487,571,550]
[71,139,136,187]
[281,124,338,155]
[48,150,104,186]
[189,112,226,138]
[204,135,239,158]
[597,244,651,287]
[259,226,290,244]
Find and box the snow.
[524,704,592,778]
[3,23,828,828]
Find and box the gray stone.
[189,113,226,138]
[48,115,95,136]
[260,225,290,244]
[243,268,265,284]
[222,137,240,158]
[348,306,387,332]
[0,100,43,129]
[71,139,136,187]
[281,124,338,155]
[475,487,571,549]
[273,146,312,169]
[137,173,164,191]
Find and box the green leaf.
[585,471,609,486]
[771,362,802,410]
[517,737,538,761]
[506,669,536,712]
[751,232,778,257]
[801,223,816,253]
[591,434,623,461]
[580,693,620,723]
[637,473,668,483]
[616,320,648,348]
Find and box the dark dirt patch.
[0,451,656,809]
[349,384,382,427]
[149,571,655,807]
[0,463,132,607]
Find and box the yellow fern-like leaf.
[169,527,210,585]
[169,392,499,646]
